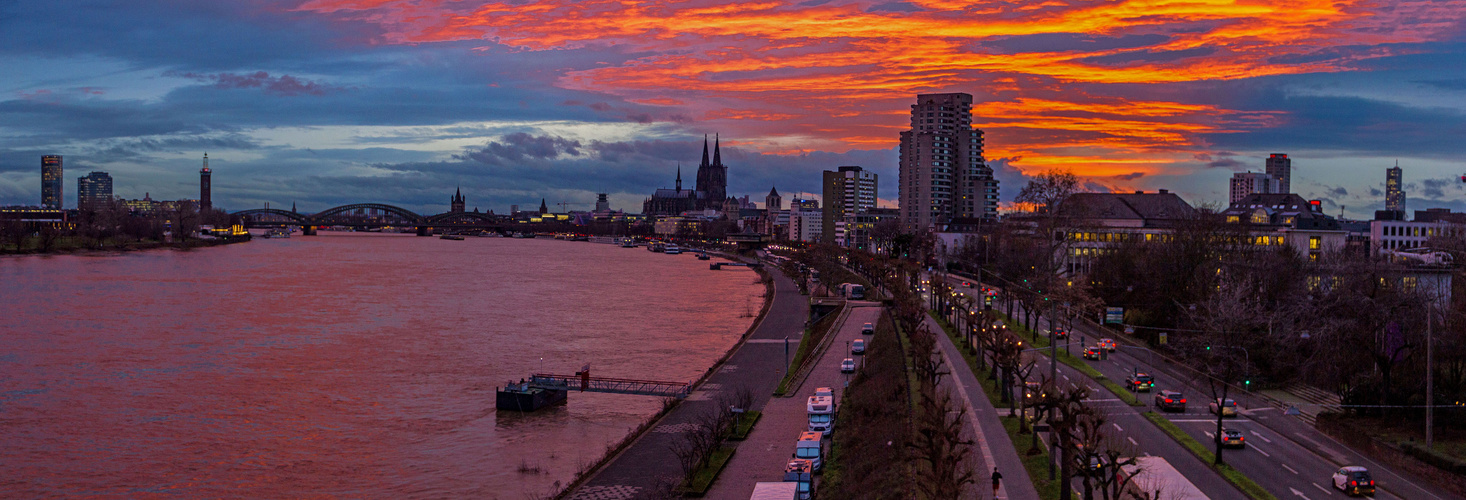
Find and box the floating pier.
[496,370,693,412]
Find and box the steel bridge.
[527,372,693,398]
[233,203,506,234]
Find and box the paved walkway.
[705,303,883,500]
[926,313,1042,500]
[567,258,809,500]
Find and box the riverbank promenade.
[567,260,809,499]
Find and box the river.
[0,233,764,498]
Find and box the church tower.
[695,134,728,211]
[451,187,465,213]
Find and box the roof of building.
[1059,192,1197,222]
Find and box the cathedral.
[643,135,731,216]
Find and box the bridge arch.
[310,203,424,224]
[233,208,308,223]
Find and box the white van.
[750,481,799,500]
[806,396,834,434]
[814,387,833,399]
[794,431,823,471]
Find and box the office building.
[1229,171,1280,204]
[822,166,878,244]
[199,153,212,212]
[77,171,113,210]
[1265,153,1291,194]
[1386,164,1405,212]
[898,93,998,231]
[42,155,63,209]
[788,198,822,242]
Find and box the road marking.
[1113,423,1123,432]
[1313,483,1331,495]
[1143,452,1152,457]
[1282,464,1299,475]
[1204,431,1215,439]
[1252,445,1271,457]
[1128,437,1138,447]
[1290,486,1312,499]
[1250,430,1273,443]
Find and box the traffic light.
[1205,346,1212,351]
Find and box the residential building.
[838,207,898,251]
[1221,193,1346,261]
[41,155,62,209]
[1386,164,1405,212]
[822,166,878,244]
[77,171,113,210]
[898,92,998,232]
[1229,171,1280,203]
[788,198,821,242]
[1265,153,1291,195]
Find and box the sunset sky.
[2,0,1464,217]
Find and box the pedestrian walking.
[991,467,1003,498]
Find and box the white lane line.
[1204,431,1215,439]
[1251,430,1274,443]
[1252,445,1271,458]
[1128,437,1138,447]
[1290,487,1312,499]
[1113,423,1124,432]
[1313,483,1332,495]
[1282,464,1299,475]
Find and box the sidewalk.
[566,266,809,500]
[926,314,1041,500]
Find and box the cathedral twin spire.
[700,134,723,168]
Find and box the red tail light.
[1369,481,1374,485]
[1350,481,1357,487]
[1239,437,1244,441]
[1180,399,1187,403]
[1164,399,1173,403]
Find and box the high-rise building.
[200,153,212,212]
[595,193,610,212]
[898,93,997,231]
[1229,172,1280,204]
[788,197,822,242]
[41,155,63,209]
[1265,153,1291,194]
[822,166,878,244]
[1386,163,1405,212]
[77,171,113,210]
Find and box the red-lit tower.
[200,153,212,212]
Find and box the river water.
[0,233,763,498]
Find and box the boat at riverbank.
[440,234,465,240]
[263,228,291,239]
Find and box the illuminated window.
[1309,236,1320,250]
[1227,216,1239,223]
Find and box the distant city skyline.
[1,2,1464,217]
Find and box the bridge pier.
[301,226,317,236]
[416,226,432,236]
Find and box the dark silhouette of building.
[539,198,548,214]
[1266,153,1291,194]
[42,155,62,209]
[77,171,113,210]
[451,187,466,213]
[200,153,212,212]
[643,136,731,215]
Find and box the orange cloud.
[295,0,1466,180]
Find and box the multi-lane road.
[937,274,1461,500]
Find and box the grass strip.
[1142,412,1278,500]
[726,411,762,441]
[678,446,737,497]
[774,306,843,395]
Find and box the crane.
[557,202,589,212]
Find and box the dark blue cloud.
[1078,47,1216,66]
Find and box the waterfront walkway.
[566,258,809,500]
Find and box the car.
[1154,390,1186,412]
[1099,338,1117,352]
[840,358,855,373]
[1125,373,1154,392]
[1209,398,1238,417]
[861,322,875,335]
[851,339,866,355]
[1220,428,1245,448]
[1083,346,1102,360]
[962,281,975,288]
[1332,466,1376,496]
[1053,329,1069,340]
